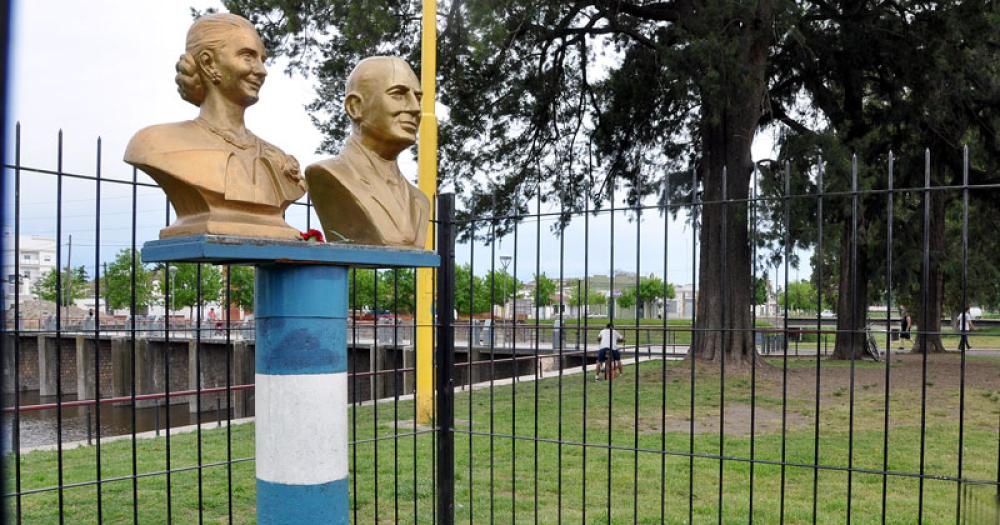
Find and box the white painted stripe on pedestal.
[255,372,348,485]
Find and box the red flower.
[300,229,325,242]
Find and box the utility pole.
[65,234,72,318]
[414,0,439,425]
[103,262,109,313]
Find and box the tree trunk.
[689,3,774,366]
[832,219,870,360]
[690,112,758,366]
[912,192,948,353]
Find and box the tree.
[617,276,674,312]
[228,265,255,312]
[455,264,491,315]
[219,0,794,365]
[569,286,608,306]
[532,273,557,308]
[33,266,89,306]
[348,269,376,311]
[172,263,223,319]
[377,268,416,314]
[770,0,999,357]
[349,268,417,314]
[103,249,155,312]
[483,270,519,308]
[753,277,768,306]
[777,280,822,314]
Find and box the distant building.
[2,227,58,308]
[667,284,696,320]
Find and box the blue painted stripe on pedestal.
[257,478,349,525]
[256,265,347,319]
[256,317,347,375]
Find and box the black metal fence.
[3,125,1000,523]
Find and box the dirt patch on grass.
[760,353,1000,402]
[643,353,1000,435]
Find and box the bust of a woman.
[125,13,306,240]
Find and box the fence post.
[436,193,455,525]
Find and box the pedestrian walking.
[957,305,974,352]
[899,310,912,349]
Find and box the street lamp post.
[499,254,511,347]
[168,265,178,313]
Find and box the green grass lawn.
[6,354,1000,523]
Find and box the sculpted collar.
[193,117,258,151]
[347,135,402,189]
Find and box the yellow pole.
[415,0,438,425]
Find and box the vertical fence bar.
[955,145,969,524]
[488,211,496,525]
[13,122,23,525]
[195,263,204,524]
[163,197,173,524]
[431,196,438,525]
[512,193,519,524]
[350,268,359,525]
[372,270,380,524]
[129,164,140,524]
[55,130,65,524]
[688,167,698,525]
[533,188,541,525]
[780,162,790,523]
[813,158,824,525]
[392,268,400,524]
[719,166,728,525]
[918,149,930,521]
[660,174,670,524]
[750,163,758,525]
[607,172,616,524]
[305,194,311,231]
[581,171,591,524]
[633,174,642,525]
[436,193,456,525]
[224,265,233,524]
[847,154,859,525]
[467,220,475,525]
[92,137,104,522]
[464,221,479,525]
[881,152,894,524]
[557,179,566,525]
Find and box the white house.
[2,227,58,308]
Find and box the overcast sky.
[4,0,805,288]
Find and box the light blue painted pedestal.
[144,235,438,525]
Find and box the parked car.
[820,310,835,318]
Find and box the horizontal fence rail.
[2,125,999,524]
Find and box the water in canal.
[3,391,232,450]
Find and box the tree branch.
[591,0,691,22]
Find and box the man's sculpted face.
[347,58,422,156]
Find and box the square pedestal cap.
[142,235,439,268]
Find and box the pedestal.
[255,264,349,523]
[143,235,438,525]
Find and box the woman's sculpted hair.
[175,13,259,107]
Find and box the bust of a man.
[305,56,430,248]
